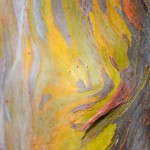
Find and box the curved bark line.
[33,0,47,40]
[0,0,149,149]
[76,0,149,131]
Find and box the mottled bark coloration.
[0,0,149,150]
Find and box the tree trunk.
[0,0,149,150]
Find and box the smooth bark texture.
[0,0,149,150]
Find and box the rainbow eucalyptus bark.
[111,0,150,149]
[77,0,150,149]
[0,0,149,150]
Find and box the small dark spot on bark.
[28,52,31,55]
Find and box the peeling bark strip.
[0,0,149,149]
